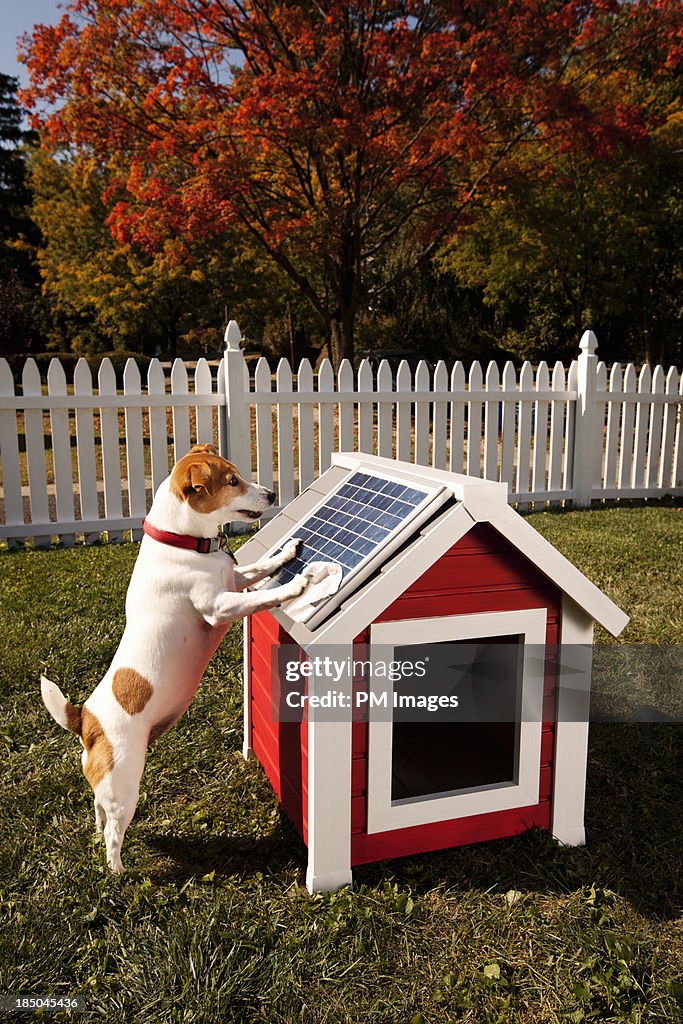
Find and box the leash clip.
[218,528,237,561]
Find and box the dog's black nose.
[267,490,276,505]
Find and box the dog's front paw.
[281,537,303,563]
[281,573,310,601]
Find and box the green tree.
[0,73,40,353]
[440,105,683,366]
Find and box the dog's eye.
[228,475,238,487]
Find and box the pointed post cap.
[224,319,243,352]
[579,330,598,356]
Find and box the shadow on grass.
[142,723,680,922]
[144,811,308,885]
[355,723,682,923]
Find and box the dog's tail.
[40,675,82,735]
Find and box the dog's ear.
[186,462,213,495]
[172,459,213,498]
[189,444,218,456]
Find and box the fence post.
[219,319,252,533]
[219,319,250,468]
[572,330,601,506]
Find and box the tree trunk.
[329,233,360,368]
[166,316,178,361]
[330,305,355,368]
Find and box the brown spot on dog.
[113,668,153,715]
[169,448,248,513]
[148,713,178,746]
[81,708,114,789]
[64,702,82,735]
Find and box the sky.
[1,0,65,88]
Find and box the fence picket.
[98,358,123,542]
[432,361,448,470]
[595,362,608,492]
[123,359,146,535]
[516,361,534,507]
[171,359,191,462]
[254,358,274,491]
[674,372,683,487]
[147,359,169,495]
[617,364,637,492]
[357,359,373,455]
[276,359,295,506]
[603,363,622,490]
[484,361,499,481]
[376,360,393,459]
[631,363,651,488]
[396,360,412,462]
[646,365,665,491]
[195,359,214,446]
[467,361,483,477]
[73,359,99,542]
[563,360,578,494]
[547,361,566,501]
[0,359,23,539]
[47,359,75,545]
[217,357,226,456]
[659,366,678,488]
[532,362,550,500]
[500,362,517,489]
[337,359,354,452]
[449,362,465,475]
[23,359,50,546]
[318,359,335,473]
[414,361,431,466]
[298,360,315,493]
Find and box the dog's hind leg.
[94,799,106,835]
[103,798,137,874]
[95,752,145,873]
[100,782,141,874]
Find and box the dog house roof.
[237,452,629,646]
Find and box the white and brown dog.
[41,444,315,874]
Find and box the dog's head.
[169,445,275,523]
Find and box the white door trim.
[367,608,547,834]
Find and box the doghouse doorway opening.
[391,637,523,802]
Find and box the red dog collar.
[142,518,235,559]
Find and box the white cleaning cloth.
[282,562,343,619]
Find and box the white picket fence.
[0,324,681,546]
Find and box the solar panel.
[259,470,451,628]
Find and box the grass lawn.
[0,506,681,1023]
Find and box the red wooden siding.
[351,522,561,866]
[248,611,309,844]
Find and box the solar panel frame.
[256,468,451,629]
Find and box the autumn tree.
[30,149,308,357]
[22,1,683,366]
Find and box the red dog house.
[237,454,628,893]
